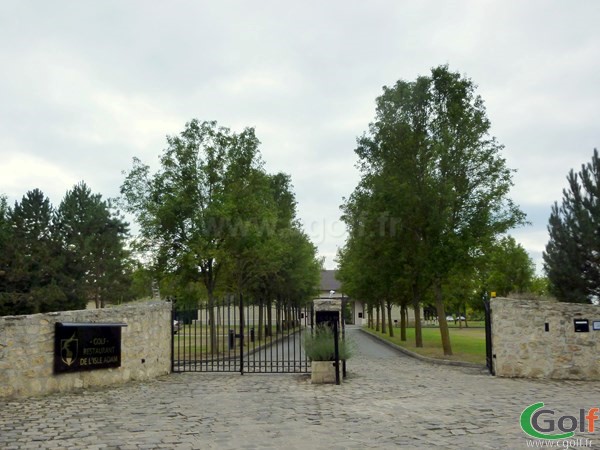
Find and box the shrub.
[303,324,352,361]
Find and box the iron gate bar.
[226,298,230,371]
[239,294,244,374]
[170,311,174,373]
[333,319,340,385]
[483,295,495,376]
[172,299,311,374]
[289,308,292,372]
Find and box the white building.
[316,270,363,325]
[317,270,423,327]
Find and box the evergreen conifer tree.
[544,149,600,303]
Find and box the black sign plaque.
[54,322,126,373]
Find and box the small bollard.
[228,329,235,350]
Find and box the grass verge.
[366,325,486,365]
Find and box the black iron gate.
[172,297,313,374]
[483,295,495,375]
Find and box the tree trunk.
[412,284,423,348]
[239,293,245,351]
[375,305,380,331]
[258,298,264,341]
[413,303,423,347]
[266,299,273,337]
[285,304,291,331]
[434,279,453,356]
[208,294,218,355]
[463,304,469,328]
[276,298,281,334]
[368,304,373,328]
[386,300,394,337]
[400,303,407,341]
[203,264,219,356]
[380,300,386,334]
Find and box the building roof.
[320,270,341,292]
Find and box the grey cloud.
[1,1,599,269]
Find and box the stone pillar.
[312,299,344,384]
[313,299,342,328]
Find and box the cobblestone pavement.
[1,327,599,449]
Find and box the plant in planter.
[303,324,352,384]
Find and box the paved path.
[1,327,598,449]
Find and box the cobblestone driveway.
[1,328,598,449]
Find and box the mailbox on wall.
[574,319,590,333]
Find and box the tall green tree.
[544,148,600,303]
[0,195,11,296]
[1,189,76,314]
[120,119,322,352]
[484,235,534,297]
[441,235,534,325]
[217,155,277,306]
[340,65,525,354]
[242,173,320,338]
[56,182,130,308]
[338,184,380,329]
[122,120,242,352]
[530,276,550,297]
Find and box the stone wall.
[491,297,600,380]
[313,298,343,327]
[0,301,171,398]
[313,298,342,312]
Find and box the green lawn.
[366,325,486,365]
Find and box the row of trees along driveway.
[0,120,319,328]
[337,65,527,356]
[120,119,320,354]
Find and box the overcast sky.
[1,1,599,272]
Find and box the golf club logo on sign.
[521,403,598,440]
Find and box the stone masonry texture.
[0,327,598,449]
[0,301,172,399]
[492,297,600,380]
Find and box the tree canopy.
[0,184,131,315]
[55,182,130,308]
[120,119,320,312]
[338,65,526,354]
[544,148,600,303]
[1,119,320,319]
[484,236,534,297]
